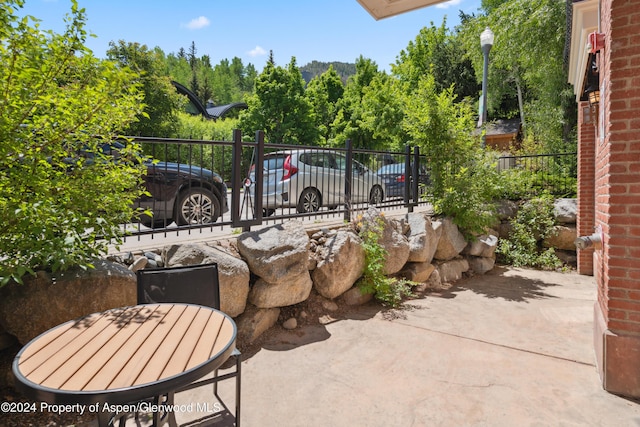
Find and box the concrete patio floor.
[92,266,640,426]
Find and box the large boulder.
[236,305,280,344]
[249,270,313,308]
[163,243,250,317]
[463,233,499,258]
[237,221,309,284]
[495,200,518,220]
[433,218,467,261]
[437,258,470,283]
[554,198,577,224]
[312,230,366,299]
[406,213,441,263]
[467,256,496,274]
[340,286,374,306]
[0,260,136,344]
[543,225,578,251]
[362,208,410,275]
[399,262,436,283]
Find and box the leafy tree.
[331,56,382,149]
[460,0,575,151]
[107,40,186,137]
[402,74,499,234]
[305,65,344,145]
[392,20,479,102]
[164,51,192,85]
[0,0,146,285]
[239,56,318,144]
[163,44,256,107]
[359,72,407,151]
[300,60,356,83]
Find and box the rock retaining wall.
[0,199,579,351]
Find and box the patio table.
[12,303,236,426]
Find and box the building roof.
[356,0,450,20]
[206,103,248,119]
[486,119,521,137]
[566,0,599,101]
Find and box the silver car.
[249,149,385,214]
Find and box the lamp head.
[480,27,494,49]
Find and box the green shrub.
[0,1,146,286]
[497,193,563,269]
[141,113,240,180]
[355,215,416,307]
[402,76,500,236]
[497,165,577,200]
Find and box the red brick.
[608,320,640,335]
[609,309,628,320]
[609,299,640,314]
[610,288,630,299]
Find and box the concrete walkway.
[173,267,640,426]
[92,267,640,426]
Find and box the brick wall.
[577,101,595,276]
[592,0,640,398]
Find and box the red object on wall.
[589,31,605,53]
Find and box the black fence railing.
[496,152,577,199]
[120,131,576,239]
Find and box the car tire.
[176,187,221,225]
[297,188,321,213]
[369,185,384,205]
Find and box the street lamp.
[478,26,494,148]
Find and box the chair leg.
[235,355,241,427]
[97,410,112,427]
[166,391,178,427]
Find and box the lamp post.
[478,26,494,148]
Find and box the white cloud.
[184,16,210,30]
[436,0,462,9]
[248,45,267,57]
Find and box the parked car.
[99,142,229,228]
[249,149,385,214]
[376,162,430,199]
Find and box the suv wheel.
[176,187,220,225]
[297,188,321,213]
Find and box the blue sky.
[20,0,482,72]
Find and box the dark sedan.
[137,161,228,228]
[376,163,430,200]
[100,142,228,228]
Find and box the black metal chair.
[136,263,241,427]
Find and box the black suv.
[102,142,229,228]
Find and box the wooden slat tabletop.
[13,304,236,404]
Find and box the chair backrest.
[136,263,221,310]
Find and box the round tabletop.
[13,303,236,405]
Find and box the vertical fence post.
[231,129,243,229]
[254,130,264,225]
[411,146,420,211]
[344,139,353,223]
[404,145,411,208]
[231,130,265,231]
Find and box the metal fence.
[120,131,577,239]
[496,152,577,199]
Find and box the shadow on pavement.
[436,265,560,303]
